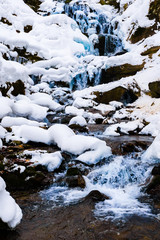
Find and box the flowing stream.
[41,150,158,220]
[39,1,158,222]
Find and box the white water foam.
[41,154,154,219]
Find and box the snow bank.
[1,116,46,128]
[143,134,160,161]
[11,124,111,164]
[104,120,144,136]
[23,150,62,172]
[69,116,87,126]
[0,177,22,228]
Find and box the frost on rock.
[0,177,22,228]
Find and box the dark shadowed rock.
[23,0,41,12]
[148,0,160,22]
[93,86,138,105]
[83,190,109,202]
[152,165,160,175]
[69,124,88,133]
[65,175,86,188]
[130,26,157,44]
[149,81,160,98]
[11,80,25,96]
[66,167,82,176]
[146,175,160,197]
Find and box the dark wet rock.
[0,220,10,231]
[93,86,138,105]
[83,190,109,202]
[65,175,86,188]
[101,135,153,155]
[46,113,73,125]
[66,167,82,176]
[149,81,160,98]
[2,168,52,191]
[0,161,5,171]
[146,175,160,197]
[118,141,147,155]
[152,165,160,175]
[69,124,88,133]
[100,63,144,84]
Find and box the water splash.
[41,154,153,220]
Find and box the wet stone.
[65,175,86,188]
[83,190,109,202]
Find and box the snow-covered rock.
[0,177,22,228]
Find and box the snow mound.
[23,150,62,172]
[69,116,87,126]
[11,124,111,164]
[0,177,22,228]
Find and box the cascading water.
[41,152,155,220]
[48,0,125,89]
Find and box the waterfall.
[41,153,154,220]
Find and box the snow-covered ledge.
[0,177,22,228]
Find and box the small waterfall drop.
[41,153,155,220]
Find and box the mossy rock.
[148,0,160,22]
[23,0,42,12]
[100,63,144,84]
[130,26,157,44]
[99,0,120,10]
[141,46,160,58]
[93,86,138,105]
[149,81,160,98]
